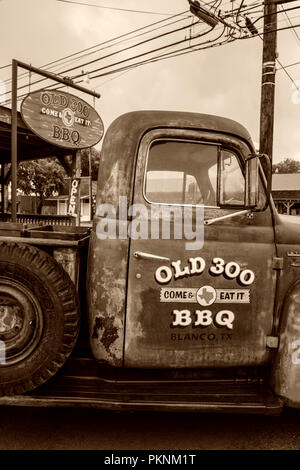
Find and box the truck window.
[219,150,245,205]
[144,140,218,207]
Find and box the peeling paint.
[271,280,300,406]
[92,315,119,352]
[86,231,127,366]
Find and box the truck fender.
[270,279,300,407]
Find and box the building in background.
[43,177,97,222]
[272,173,300,215]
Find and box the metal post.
[11,59,18,222]
[16,59,100,99]
[89,148,92,221]
[75,150,81,226]
[10,59,101,223]
[1,164,4,214]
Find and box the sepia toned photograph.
[0,0,300,454]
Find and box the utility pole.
[259,0,277,163]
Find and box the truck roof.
[106,110,254,149]
[97,110,255,206]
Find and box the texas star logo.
[196,285,216,306]
[62,108,75,127]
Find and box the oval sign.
[21,90,104,149]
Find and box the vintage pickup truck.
[0,108,298,415]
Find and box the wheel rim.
[0,278,43,366]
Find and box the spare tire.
[0,242,80,396]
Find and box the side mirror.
[245,154,259,207]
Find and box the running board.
[0,362,283,415]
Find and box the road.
[0,406,299,450]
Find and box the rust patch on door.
[92,315,119,351]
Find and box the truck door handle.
[133,251,170,261]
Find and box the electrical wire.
[0,2,277,104]
[0,1,247,94]
[281,4,300,47]
[1,9,190,87]
[1,0,232,89]
[71,24,214,80]
[2,24,227,105]
[2,15,200,97]
[55,0,173,15]
[255,32,300,91]
[251,4,300,26]
[277,60,300,70]
[15,32,232,103]
[4,1,300,106]
[87,25,226,81]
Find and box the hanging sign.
[21,90,104,149]
[67,178,81,216]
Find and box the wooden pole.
[259,0,277,164]
[11,59,18,222]
[1,164,4,214]
[75,150,81,226]
[89,148,93,221]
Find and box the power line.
[277,60,300,70]
[4,1,300,105]
[281,4,300,47]
[2,24,227,105]
[276,57,300,91]
[2,1,222,89]
[3,13,198,97]
[0,2,236,95]
[27,29,231,101]
[2,10,191,92]
[55,0,173,15]
[251,3,300,25]
[87,25,226,81]
[71,22,210,79]
[256,32,300,92]
[45,15,191,73]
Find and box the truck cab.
[0,109,299,414]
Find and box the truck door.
[124,128,276,368]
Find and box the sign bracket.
[11,58,100,222]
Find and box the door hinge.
[272,257,283,270]
[266,336,279,349]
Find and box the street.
[0,406,299,450]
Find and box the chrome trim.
[204,209,251,226]
[133,251,170,261]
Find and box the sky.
[0,0,300,163]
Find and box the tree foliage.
[17,158,67,213]
[272,158,300,174]
[57,148,100,180]
[80,148,101,180]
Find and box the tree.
[57,148,100,180]
[80,148,101,180]
[17,158,67,213]
[272,158,300,174]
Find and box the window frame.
[138,127,265,211]
[143,137,221,209]
[217,147,247,209]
